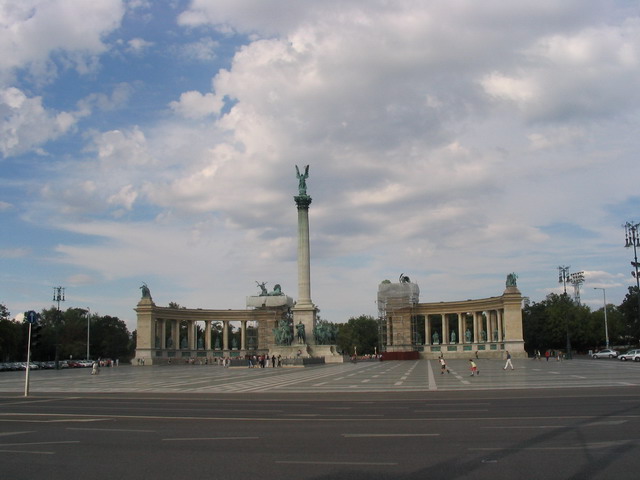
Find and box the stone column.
[171,319,179,350]
[425,316,430,345]
[205,320,211,350]
[241,320,246,350]
[223,320,229,351]
[293,193,316,345]
[443,314,449,344]
[473,312,479,343]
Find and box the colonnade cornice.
[390,295,518,316]
[147,306,286,322]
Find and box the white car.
[591,349,618,359]
[618,349,640,361]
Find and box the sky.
[1,0,640,332]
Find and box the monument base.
[246,295,294,308]
[268,343,343,363]
[292,304,317,346]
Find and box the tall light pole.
[624,222,640,330]
[52,286,65,369]
[85,307,91,360]
[558,266,572,359]
[594,288,609,348]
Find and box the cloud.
[0,247,30,259]
[169,91,221,118]
[127,37,153,54]
[0,87,79,157]
[0,0,125,81]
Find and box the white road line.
[163,436,259,441]
[343,433,439,437]
[275,460,398,466]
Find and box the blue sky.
[1,0,640,333]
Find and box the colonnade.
[154,318,255,351]
[133,296,289,365]
[381,286,526,358]
[418,309,504,345]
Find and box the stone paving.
[0,357,638,394]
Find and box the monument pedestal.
[292,304,316,347]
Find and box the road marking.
[0,431,34,437]
[275,460,398,466]
[0,441,80,446]
[163,436,260,441]
[342,433,439,437]
[427,360,437,390]
[471,441,637,451]
[67,427,156,432]
[0,449,54,455]
[481,425,564,429]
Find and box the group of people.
[248,354,282,368]
[438,350,514,376]
[532,350,564,361]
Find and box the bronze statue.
[296,321,306,343]
[295,165,309,195]
[506,272,518,287]
[140,283,151,299]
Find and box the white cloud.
[169,91,221,119]
[0,87,78,157]
[127,37,153,54]
[0,0,125,81]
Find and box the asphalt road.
[1,359,639,479]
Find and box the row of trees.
[0,304,135,363]
[523,287,640,353]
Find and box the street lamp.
[52,286,65,369]
[85,307,91,360]
[593,288,609,348]
[624,222,640,329]
[558,266,572,359]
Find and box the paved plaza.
[1,356,638,394]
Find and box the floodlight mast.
[569,271,585,305]
[624,222,640,331]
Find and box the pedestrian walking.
[503,350,514,370]
[469,359,478,376]
[439,355,449,374]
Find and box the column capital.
[294,195,312,208]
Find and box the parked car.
[592,349,619,359]
[618,349,640,361]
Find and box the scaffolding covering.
[377,281,420,313]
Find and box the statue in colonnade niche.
[296,321,306,343]
[465,329,472,343]
[481,330,487,342]
[450,331,456,343]
[432,332,440,344]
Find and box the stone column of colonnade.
[205,321,211,350]
[419,310,508,346]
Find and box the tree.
[0,303,22,362]
[336,315,378,355]
[90,315,131,361]
[619,286,640,343]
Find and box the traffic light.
[31,322,42,348]
[29,312,42,348]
